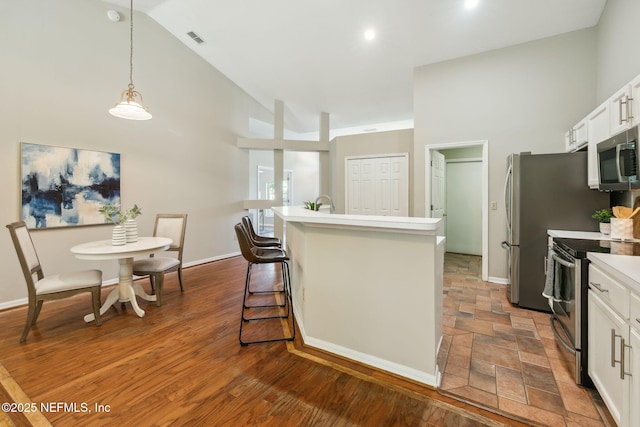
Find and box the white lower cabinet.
[630,291,640,427]
[589,291,629,426]
[630,327,640,427]
[588,264,640,427]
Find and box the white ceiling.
[103,0,607,136]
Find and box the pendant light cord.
[128,0,134,89]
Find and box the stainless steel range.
[550,237,640,386]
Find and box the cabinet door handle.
[611,329,616,367]
[611,329,622,368]
[628,96,634,120]
[620,96,629,124]
[591,282,609,293]
[621,339,632,380]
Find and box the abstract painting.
[21,143,120,229]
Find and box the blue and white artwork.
[21,143,121,229]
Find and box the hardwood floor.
[0,256,529,426]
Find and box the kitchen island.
[272,206,445,386]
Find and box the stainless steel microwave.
[597,125,639,191]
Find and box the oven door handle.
[550,315,576,354]
[552,253,575,269]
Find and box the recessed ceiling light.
[464,0,479,10]
[364,29,376,41]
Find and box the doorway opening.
[256,165,293,233]
[425,141,488,281]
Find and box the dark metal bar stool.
[241,216,282,295]
[234,223,295,346]
[242,215,281,247]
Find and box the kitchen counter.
[549,229,640,242]
[273,206,445,386]
[272,205,442,234]
[587,252,640,294]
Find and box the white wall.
[596,0,640,102]
[413,28,598,281]
[0,0,272,306]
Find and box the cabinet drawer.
[588,265,630,319]
[631,292,640,332]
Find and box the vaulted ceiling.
[103,0,607,135]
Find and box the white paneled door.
[430,151,445,219]
[347,155,408,216]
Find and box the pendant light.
[109,0,152,120]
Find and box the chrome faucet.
[315,195,335,213]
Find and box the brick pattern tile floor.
[438,253,614,427]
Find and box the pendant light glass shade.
[109,0,151,120]
[109,84,152,120]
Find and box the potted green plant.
[99,203,142,244]
[98,203,126,225]
[303,201,322,211]
[124,204,142,243]
[592,208,613,235]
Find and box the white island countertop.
[272,206,442,234]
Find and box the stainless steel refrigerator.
[502,151,608,312]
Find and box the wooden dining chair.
[132,214,187,306]
[6,221,103,342]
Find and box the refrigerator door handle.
[503,161,513,234]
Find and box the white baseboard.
[488,276,509,285]
[182,251,240,268]
[0,252,242,312]
[0,298,27,311]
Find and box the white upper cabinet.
[610,86,632,135]
[579,73,640,188]
[587,101,610,188]
[630,74,640,128]
[610,74,640,135]
[564,129,575,152]
[565,118,588,152]
[573,118,588,150]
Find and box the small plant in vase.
[99,203,142,245]
[124,204,142,243]
[303,201,322,211]
[99,203,127,245]
[98,203,125,225]
[592,208,613,235]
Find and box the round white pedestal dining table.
[70,236,172,321]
